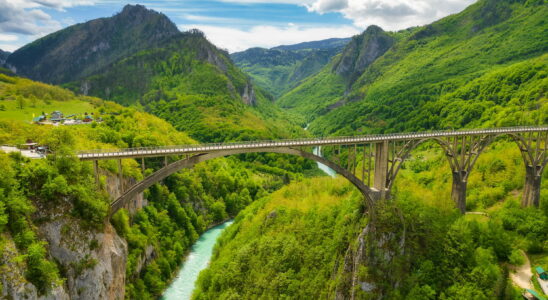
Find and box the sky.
[0,0,477,53]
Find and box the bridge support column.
[118,159,124,193]
[94,160,99,186]
[522,166,541,207]
[373,141,389,199]
[513,131,546,208]
[451,171,467,214]
[441,135,493,214]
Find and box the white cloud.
[306,0,477,31]
[0,0,62,36]
[0,43,22,52]
[0,34,19,42]
[217,0,477,31]
[32,0,96,10]
[215,0,314,4]
[179,23,360,53]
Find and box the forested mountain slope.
[6,5,302,143]
[278,0,547,134]
[6,5,179,84]
[231,38,350,98]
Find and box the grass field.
[0,99,95,122]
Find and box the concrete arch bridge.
[77,126,548,217]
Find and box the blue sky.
[0,0,476,53]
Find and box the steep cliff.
[332,25,394,84]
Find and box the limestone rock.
[333,25,394,84]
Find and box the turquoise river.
[161,220,234,299]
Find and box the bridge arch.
[110,147,375,217]
[386,132,546,212]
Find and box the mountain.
[331,26,394,84]
[6,5,302,143]
[231,38,350,98]
[0,49,9,67]
[6,5,179,84]
[277,0,548,133]
[272,37,350,51]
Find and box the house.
[537,267,548,280]
[50,111,63,122]
[19,141,38,150]
[36,146,49,155]
[83,115,94,123]
[523,289,547,300]
[32,115,45,123]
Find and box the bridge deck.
[77,126,547,160]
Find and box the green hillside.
[62,30,301,142]
[232,38,349,99]
[194,0,548,298]
[5,5,179,84]
[195,159,547,298]
[7,5,303,144]
[278,0,548,135]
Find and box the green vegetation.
[195,2,547,298]
[5,5,180,85]
[59,31,304,143]
[194,177,365,299]
[0,71,320,298]
[196,144,547,298]
[277,65,346,125]
[232,40,348,99]
[278,0,547,135]
[0,0,546,298]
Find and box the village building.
[50,110,64,122]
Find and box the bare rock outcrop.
[39,219,126,300]
[333,25,394,84]
[241,82,257,106]
[0,234,69,300]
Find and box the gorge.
[0,0,546,299]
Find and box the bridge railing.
[77,126,548,157]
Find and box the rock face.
[1,196,127,300]
[0,234,70,300]
[39,219,127,300]
[241,82,257,106]
[103,170,146,215]
[336,209,407,299]
[6,4,179,84]
[0,49,9,67]
[333,25,394,84]
[0,169,145,300]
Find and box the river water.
[305,124,336,178]
[161,220,234,300]
[313,146,337,177]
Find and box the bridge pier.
[522,166,541,207]
[118,159,124,193]
[513,131,546,208]
[94,160,99,186]
[441,135,493,214]
[451,171,467,214]
[373,141,390,200]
